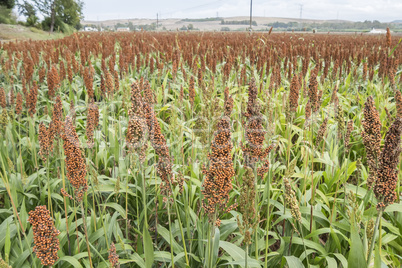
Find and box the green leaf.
[157,224,183,253]
[374,245,381,268]
[333,253,348,268]
[5,223,10,263]
[20,198,28,231]
[282,256,304,268]
[220,240,245,261]
[12,248,30,267]
[58,255,84,268]
[223,259,261,268]
[325,256,338,268]
[143,224,154,268]
[103,203,126,219]
[384,202,402,213]
[348,223,367,268]
[212,227,220,266]
[121,253,146,267]
[283,237,327,255]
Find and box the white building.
[369,28,387,34]
[83,26,98,32]
[116,27,130,32]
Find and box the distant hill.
[81,16,402,33]
[82,16,352,32]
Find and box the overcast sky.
[83,0,402,22]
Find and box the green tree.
[0,0,15,24]
[17,0,38,26]
[33,0,83,32]
[0,0,15,9]
[32,0,56,32]
[57,0,83,29]
[18,0,36,18]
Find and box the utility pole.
[157,13,159,29]
[249,0,253,31]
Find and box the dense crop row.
[0,31,401,267]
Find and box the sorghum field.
[0,31,401,268]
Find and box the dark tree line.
[0,0,84,32]
[221,20,257,26]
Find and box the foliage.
[221,20,257,26]
[17,0,36,18]
[0,0,14,9]
[32,0,83,31]
[266,20,402,32]
[0,5,15,24]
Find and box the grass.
[0,24,65,41]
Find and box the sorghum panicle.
[308,72,318,112]
[28,206,60,266]
[105,70,114,97]
[316,117,328,146]
[288,74,300,115]
[336,104,345,141]
[86,100,97,148]
[305,101,311,121]
[0,87,6,108]
[242,78,273,174]
[189,76,195,107]
[62,116,88,202]
[362,96,382,189]
[8,88,14,107]
[386,27,392,47]
[179,85,184,103]
[108,243,120,268]
[345,120,354,153]
[224,87,233,117]
[52,96,63,137]
[202,116,235,225]
[28,82,38,117]
[395,90,402,118]
[84,66,94,99]
[374,117,402,209]
[283,177,301,222]
[38,123,51,160]
[236,167,257,245]
[15,92,22,115]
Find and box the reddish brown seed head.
[0,87,6,108]
[62,116,88,202]
[28,206,60,266]
[15,92,23,115]
[362,96,382,189]
[374,117,402,208]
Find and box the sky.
[82,0,402,22]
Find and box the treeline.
[312,20,402,30]
[221,20,257,26]
[0,0,83,33]
[266,20,402,31]
[181,17,222,22]
[115,22,157,31]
